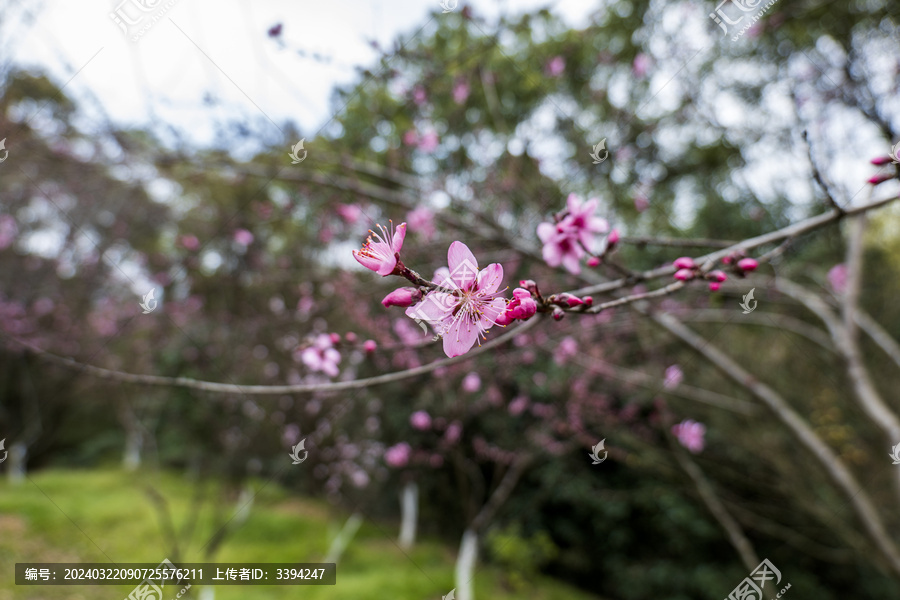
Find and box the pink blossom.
[674,269,694,281]
[403,130,419,146]
[363,340,377,352]
[233,228,254,246]
[673,257,695,270]
[546,56,565,77]
[418,130,439,153]
[350,470,370,488]
[587,256,601,267]
[664,364,683,389]
[672,419,706,453]
[406,207,436,240]
[410,410,432,430]
[445,421,462,443]
[508,395,530,416]
[495,288,537,326]
[634,195,650,212]
[412,86,427,105]
[709,270,728,282]
[300,334,341,377]
[709,282,721,291]
[870,156,893,166]
[179,234,200,251]
[384,442,411,468]
[336,203,362,224]
[537,194,609,274]
[828,263,848,294]
[353,221,407,276]
[453,80,470,104]
[554,336,578,365]
[737,258,758,272]
[406,241,507,357]
[632,53,651,78]
[462,372,481,392]
[608,228,620,246]
[382,288,421,308]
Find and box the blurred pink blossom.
[509,395,530,416]
[632,53,651,78]
[828,263,848,294]
[546,56,565,77]
[537,194,609,274]
[445,421,462,443]
[179,234,200,251]
[350,470,370,488]
[336,203,363,224]
[300,334,341,377]
[233,228,254,246]
[0,215,18,250]
[462,372,481,393]
[410,410,432,430]
[406,207,436,240]
[403,130,419,146]
[385,442,411,468]
[664,364,683,389]
[634,195,650,212]
[418,130,439,153]
[453,80,470,104]
[672,419,706,453]
[412,86,427,105]
[554,336,578,365]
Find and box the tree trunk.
[454,528,478,600]
[123,427,142,471]
[7,442,26,484]
[398,481,418,550]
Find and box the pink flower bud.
[722,255,733,265]
[587,256,601,267]
[381,288,420,308]
[673,257,695,270]
[495,312,514,326]
[608,228,620,246]
[552,307,565,321]
[410,410,431,430]
[709,282,721,291]
[870,156,893,166]
[868,173,894,185]
[674,268,694,281]
[709,270,728,282]
[583,296,593,306]
[363,340,377,352]
[344,332,358,343]
[329,333,341,345]
[737,258,758,272]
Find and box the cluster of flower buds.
[868,154,899,185]
[496,287,538,326]
[673,254,757,291]
[543,292,593,320]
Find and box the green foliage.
[486,523,559,591]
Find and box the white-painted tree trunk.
[324,512,363,564]
[232,486,254,526]
[8,442,26,485]
[123,428,143,471]
[454,528,478,600]
[398,481,418,550]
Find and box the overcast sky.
[5,0,595,148]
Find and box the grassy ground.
[0,469,602,600]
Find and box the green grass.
[0,469,602,600]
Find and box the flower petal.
[476,263,504,295]
[392,222,407,251]
[447,241,479,289]
[442,314,479,357]
[537,222,557,244]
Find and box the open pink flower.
[537,195,609,274]
[300,334,341,377]
[462,372,481,392]
[418,130,439,153]
[233,228,254,246]
[353,221,406,276]
[495,287,537,325]
[672,419,706,453]
[406,207,436,240]
[406,241,507,357]
[546,56,565,77]
[452,80,470,104]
